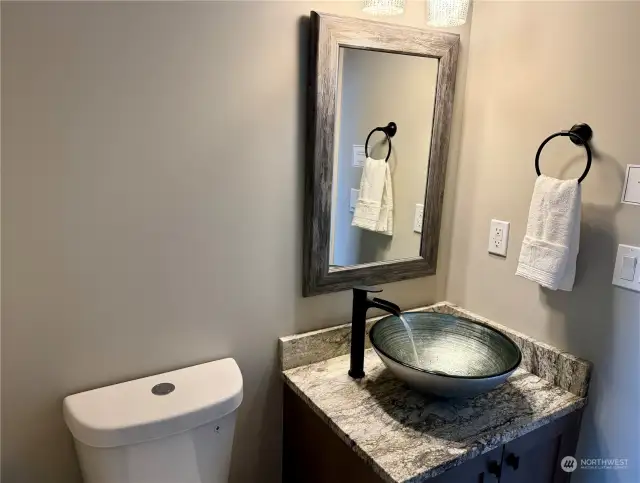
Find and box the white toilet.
[63,358,243,483]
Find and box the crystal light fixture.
[363,0,406,16]
[427,0,470,27]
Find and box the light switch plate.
[612,244,640,292]
[352,145,366,168]
[488,219,510,257]
[621,165,640,205]
[350,189,359,212]
[413,204,424,233]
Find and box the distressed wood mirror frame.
[303,11,460,297]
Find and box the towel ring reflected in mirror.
[534,123,593,184]
[364,122,397,162]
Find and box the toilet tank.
[64,358,243,483]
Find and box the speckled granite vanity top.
[279,302,592,483]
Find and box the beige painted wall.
[448,2,639,481]
[1,2,470,482]
[332,48,437,265]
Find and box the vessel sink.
[369,312,522,398]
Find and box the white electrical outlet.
[488,219,510,257]
[413,204,424,233]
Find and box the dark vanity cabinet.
[497,411,583,483]
[428,447,502,483]
[283,386,583,483]
[429,408,582,483]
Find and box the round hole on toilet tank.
[151,382,175,395]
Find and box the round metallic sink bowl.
[369,312,522,398]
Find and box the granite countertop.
[279,302,592,483]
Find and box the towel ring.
[535,123,593,184]
[365,122,397,162]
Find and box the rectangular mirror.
[303,12,460,296]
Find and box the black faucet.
[349,286,401,379]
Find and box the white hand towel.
[516,174,581,291]
[376,164,394,235]
[352,157,394,235]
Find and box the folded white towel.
[352,157,394,235]
[516,174,581,291]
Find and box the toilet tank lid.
[63,358,243,448]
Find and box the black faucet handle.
[353,285,383,294]
[372,297,401,315]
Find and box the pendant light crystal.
[363,0,406,16]
[427,0,470,27]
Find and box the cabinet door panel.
[500,410,583,483]
[429,447,503,483]
[501,435,560,483]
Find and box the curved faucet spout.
[371,297,401,317]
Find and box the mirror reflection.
[329,47,439,267]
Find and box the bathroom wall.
[332,49,437,265]
[1,2,469,482]
[448,2,639,482]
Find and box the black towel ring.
[365,122,397,162]
[535,123,593,184]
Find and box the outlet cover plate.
[350,189,359,212]
[488,219,510,257]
